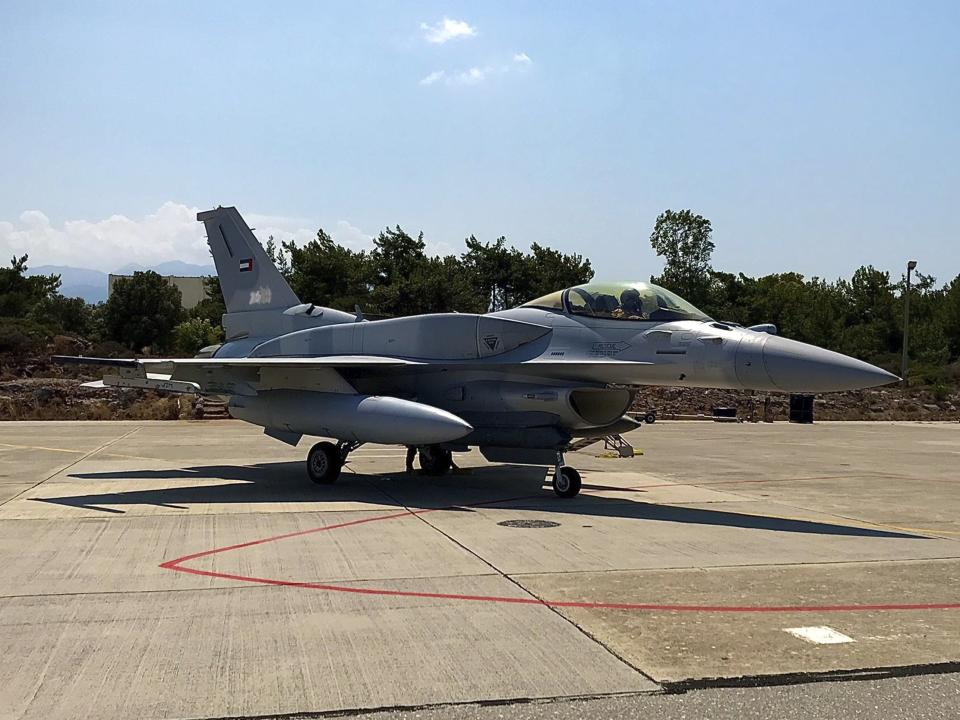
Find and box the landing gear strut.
[418,446,453,476]
[552,450,581,498]
[306,440,362,484]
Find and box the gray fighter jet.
[55,207,899,497]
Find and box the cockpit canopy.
[520,281,711,322]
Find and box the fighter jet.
[54,207,899,498]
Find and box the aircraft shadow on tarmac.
[30,462,924,540]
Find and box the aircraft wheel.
[307,441,342,484]
[552,466,581,498]
[419,446,453,476]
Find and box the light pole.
[901,259,917,388]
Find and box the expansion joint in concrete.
[367,479,661,689]
[0,425,143,508]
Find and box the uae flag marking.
[239,258,254,272]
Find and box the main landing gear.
[418,446,454,476]
[307,442,580,498]
[306,440,361,484]
[552,450,581,499]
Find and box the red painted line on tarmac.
[159,510,416,567]
[159,494,960,613]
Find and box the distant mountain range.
[26,261,216,303]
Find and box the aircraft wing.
[53,354,655,396]
[52,355,422,396]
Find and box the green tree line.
[649,209,960,388]
[1,212,957,390]
[0,226,592,357]
[268,226,593,317]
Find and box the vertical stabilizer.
[197,206,299,313]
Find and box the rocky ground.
[0,356,196,420]
[635,385,960,422]
[0,376,184,420]
[1,356,957,422]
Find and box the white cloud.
[332,220,374,251]
[245,214,318,251]
[419,52,532,88]
[420,17,476,44]
[419,70,446,86]
[1,202,211,271]
[0,203,464,273]
[425,239,455,257]
[453,66,489,85]
[421,67,490,86]
[0,202,332,272]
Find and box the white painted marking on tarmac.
[784,626,854,644]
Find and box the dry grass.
[0,392,182,421]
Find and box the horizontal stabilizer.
[79,375,199,394]
[107,374,200,394]
[80,374,200,394]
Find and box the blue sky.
[1,1,957,285]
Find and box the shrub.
[0,318,48,355]
[103,271,184,351]
[172,318,223,357]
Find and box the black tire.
[419,446,453,476]
[307,441,342,484]
[552,466,582,498]
[644,412,656,424]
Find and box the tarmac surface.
[0,419,958,719]
[363,672,960,720]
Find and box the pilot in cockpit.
[612,287,645,320]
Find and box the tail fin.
[197,206,299,313]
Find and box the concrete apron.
[0,420,958,718]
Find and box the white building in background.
[107,274,211,310]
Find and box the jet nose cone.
[761,335,900,392]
